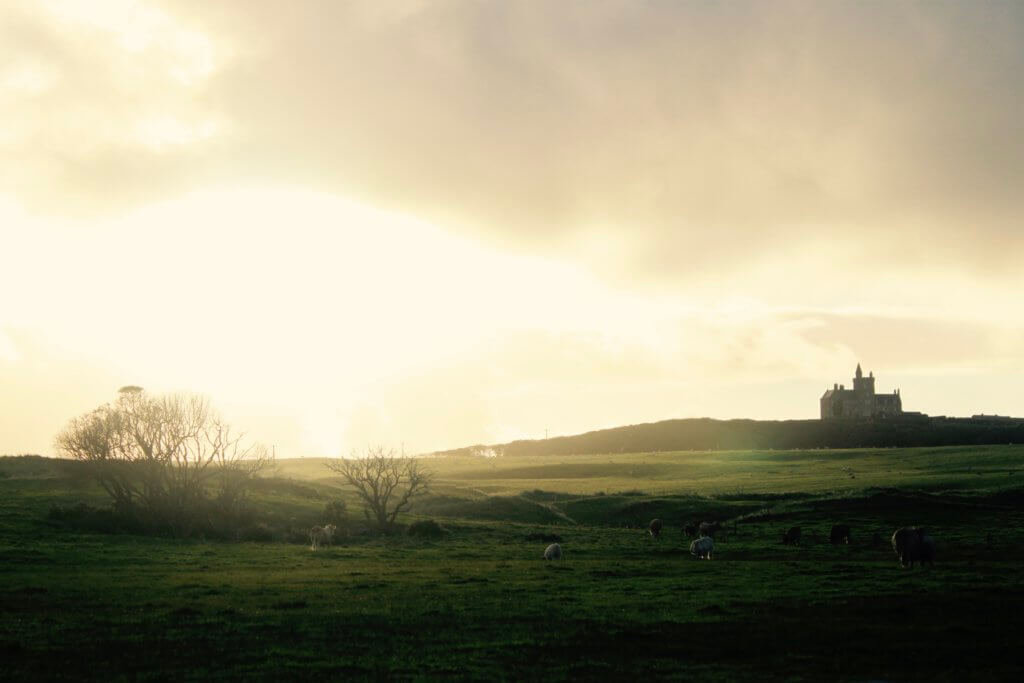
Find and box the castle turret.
[853,363,875,394]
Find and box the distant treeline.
[434,416,1024,457]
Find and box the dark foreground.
[2,456,1024,680]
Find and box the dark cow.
[830,524,851,545]
[698,521,722,538]
[648,518,663,538]
[781,526,802,545]
[892,527,935,568]
[683,522,699,538]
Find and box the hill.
[433,415,1024,458]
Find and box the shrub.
[406,519,446,539]
[323,499,349,527]
[47,503,145,535]
[239,523,276,542]
[284,527,311,544]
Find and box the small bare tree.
[325,446,432,533]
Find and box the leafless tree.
[325,446,432,533]
[55,387,272,534]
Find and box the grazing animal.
[830,524,851,545]
[648,518,663,538]
[543,543,562,561]
[698,521,722,538]
[921,534,936,565]
[781,526,802,545]
[309,524,337,551]
[689,535,714,560]
[683,522,699,538]
[892,527,935,568]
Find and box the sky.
[3,0,1024,457]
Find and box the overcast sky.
[3,0,1023,456]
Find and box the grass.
[2,446,1024,680]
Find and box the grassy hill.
[3,446,1024,680]
[280,443,1024,496]
[431,415,1024,457]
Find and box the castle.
[820,364,902,419]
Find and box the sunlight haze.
[3,0,1023,456]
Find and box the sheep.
[781,526,802,545]
[892,527,935,568]
[309,524,337,551]
[543,543,562,561]
[689,535,714,560]
[648,518,663,538]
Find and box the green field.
[3,446,1024,680]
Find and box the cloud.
[5,1,1024,280]
[4,2,1024,454]
[0,0,230,212]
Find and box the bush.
[406,519,446,539]
[323,499,349,527]
[47,503,146,535]
[284,527,311,544]
[239,523,276,542]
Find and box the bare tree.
[55,387,272,534]
[325,446,432,533]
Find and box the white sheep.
[543,543,562,560]
[309,524,337,551]
[689,535,714,560]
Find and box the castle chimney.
[840,384,845,390]
[834,383,838,390]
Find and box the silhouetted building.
[820,364,902,419]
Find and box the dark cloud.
[6,1,1024,276]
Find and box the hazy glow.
[2,1,1023,456]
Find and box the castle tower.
[853,363,875,394]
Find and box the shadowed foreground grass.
[2,448,1024,680]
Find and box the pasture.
[2,446,1024,680]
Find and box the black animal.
[683,522,699,538]
[689,535,714,560]
[830,524,851,545]
[781,526,802,545]
[698,521,722,538]
[648,518,663,538]
[892,527,935,568]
